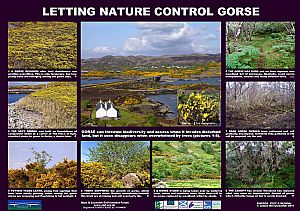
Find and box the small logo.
[212,201,221,210]
[155,201,164,209]
[8,200,42,210]
[179,200,188,209]
[204,200,212,209]
[164,200,178,209]
[188,201,203,209]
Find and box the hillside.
[14,82,77,129]
[81,54,221,72]
[152,141,221,188]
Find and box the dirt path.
[258,47,266,68]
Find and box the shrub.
[178,92,220,125]
[81,162,111,188]
[226,46,260,69]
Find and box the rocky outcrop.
[122,173,144,188]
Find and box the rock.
[122,173,143,188]
[152,181,168,188]
[157,105,169,113]
[8,104,44,129]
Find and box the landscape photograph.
[8,22,77,69]
[8,81,77,129]
[81,22,221,127]
[8,141,77,188]
[81,141,150,188]
[226,141,295,188]
[226,21,295,69]
[152,141,221,188]
[226,81,295,129]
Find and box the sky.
[81,141,150,162]
[81,141,98,162]
[8,141,77,169]
[81,22,221,58]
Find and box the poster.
[1,0,298,210]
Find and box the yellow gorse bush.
[8,22,77,69]
[178,92,220,125]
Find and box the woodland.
[81,141,150,188]
[226,82,295,129]
[8,148,77,188]
[226,141,295,188]
[8,22,77,69]
[152,141,221,188]
[226,22,295,69]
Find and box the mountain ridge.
[81,53,221,71]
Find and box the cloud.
[83,22,220,58]
[93,46,116,53]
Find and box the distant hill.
[81,54,221,71]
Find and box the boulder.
[122,173,143,188]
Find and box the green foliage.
[82,141,150,188]
[81,100,90,111]
[227,141,295,188]
[201,142,214,154]
[177,145,188,154]
[178,91,220,125]
[147,114,159,126]
[87,141,149,177]
[26,147,52,169]
[8,22,77,69]
[226,46,260,69]
[227,22,295,69]
[152,141,221,188]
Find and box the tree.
[226,141,295,188]
[227,22,244,52]
[26,148,52,169]
[87,141,149,178]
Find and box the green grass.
[95,107,148,126]
[167,178,221,188]
[152,141,221,188]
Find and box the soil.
[226,108,295,129]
